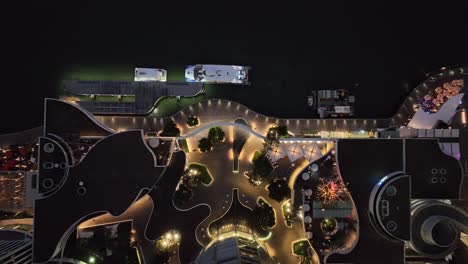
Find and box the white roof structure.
[285,142,304,162]
[407,93,464,129]
[267,145,286,162]
[134,68,167,82]
[303,143,323,163]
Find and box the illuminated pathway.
[96,99,389,137]
[176,120,266,139]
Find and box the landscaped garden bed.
[248,150,273,185]
[281,200,296,227]
[267,178,291,202]
[177,139,189,153]
[293,240,314,264]
[173,163,213,207]
[187,163,213,186]
[249,198,276,236]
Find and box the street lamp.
[88,256,96,264]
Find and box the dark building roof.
[64,80,203,114]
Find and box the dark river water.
[2,1,468,133]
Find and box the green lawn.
[252,150,263,162]
[62,64,188,83]
[188,163,213,185]
[62,64,134,81]
[95,95,135,102]
[166,66,186,82]
[293,240,311,256]
[59,64,215,118]
[178,139,190,153]
[282,200,294,227]
[149,94,207,117]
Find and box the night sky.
[2,1,468,133]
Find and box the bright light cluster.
[158,230,181,249]
[188,169,199,176]
[316,177,347,206]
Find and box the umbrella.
[303,204,310,212]
[285,142,304,162]
[267,145,286,162]
[302,173,310,181]
[304,216,312,224]
[304,189,313,197]
[303,143,322,163]
[310,163,319,172]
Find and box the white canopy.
[267,145,286,162]
[304,216,312,224]
[303,204,310,212]
[285,142,304,162]
[304,189,313,197]
[303,143,323,163]
[408,93,465,129]
[302,173,310,181]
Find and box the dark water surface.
[2,1,468,133]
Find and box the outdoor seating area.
[291,147,359,261]
[0,172,25,210]
[0,144,37,171]
[421,78,464,113]
[266,142,325,165]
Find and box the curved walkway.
[98,98,389,136]
[176,120,266,140]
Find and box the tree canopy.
[264,125,288,147]
[267,179,291,202]
[208,127,225,143]
[186,116,199,127]
[160,120,181,137]
[252,202,276,230]
[251,151,273,181]
[198,138,212,152]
